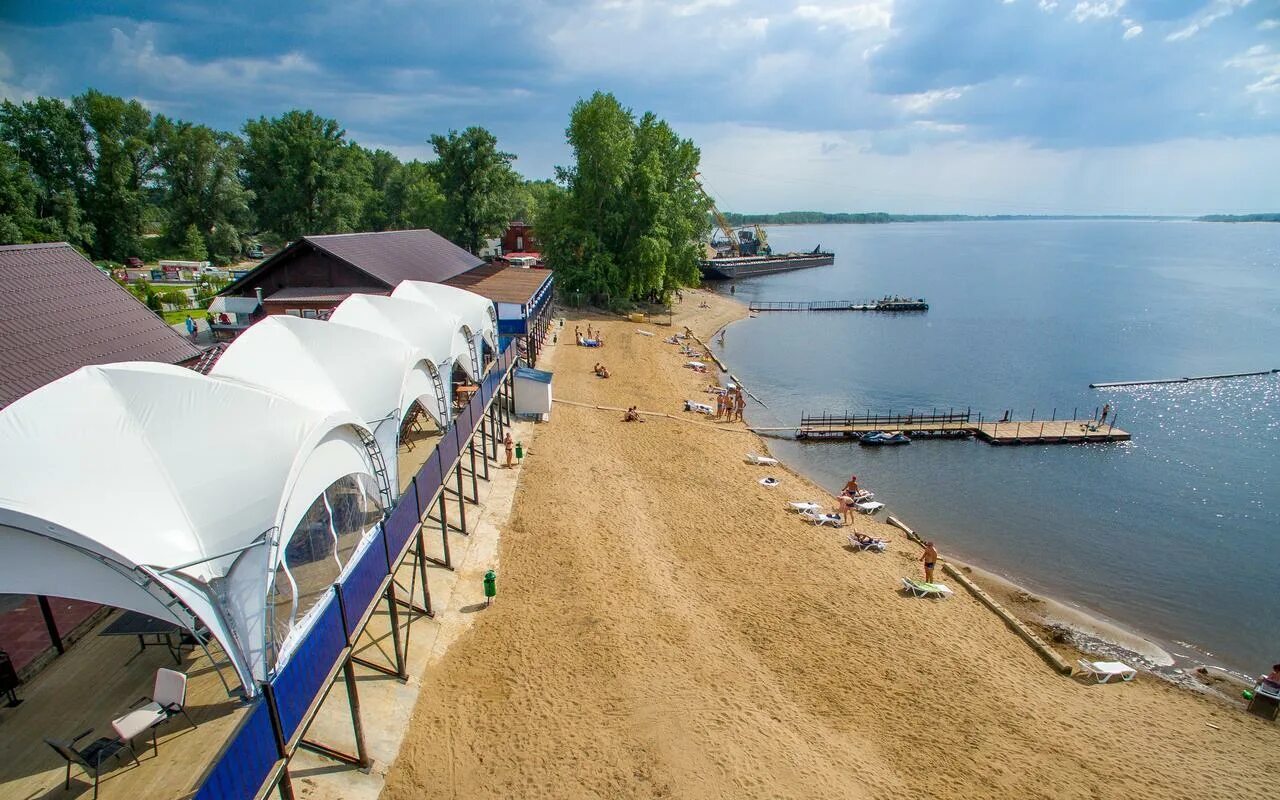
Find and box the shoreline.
[705,289,1253,696]
[383,287,1276,800]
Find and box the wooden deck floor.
[0,612,247,800]
[796,420,1129,445]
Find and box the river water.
[714,220,1280,675]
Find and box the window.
[285,308,301,317]
[302,309,318,319]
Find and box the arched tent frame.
[0,363,380,693]
[390,280,497,380]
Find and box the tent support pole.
[37,595,64,654]
[455,467,468,534]
[479,415,492,480]
[385,584,407,679]
[414,529,434,616]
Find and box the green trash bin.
[515,441,524,463]
[483,570,497,606]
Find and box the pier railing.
[800,409,971,432]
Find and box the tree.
[151,116,253,263]
[0,141,39,244]
[73,90,153,261]
[539,92,709,305]
[242,110,370,239]
[179,223,208,261]
[508,178,563,228]
[384,160,446,231]
[359,147,403,231]
[428,127,518,253]
[0,96,93,248]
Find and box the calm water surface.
[715,221,1280,674]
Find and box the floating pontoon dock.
[1090,369,1278,388]
[749,298,929,313]
[794,409,1129,445]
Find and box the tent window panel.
[283,497,341,634]
[268,563,295,657]
[327,474,382,565]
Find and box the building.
[0,242,203,410]
[501,221,538,255]
[218,229,554,364]
[0,242,204,677]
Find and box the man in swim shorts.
[920,541,938,583]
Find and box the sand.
[382,289,1276,800]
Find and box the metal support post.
[37,595,64,654]
[385,583,407,679]
[468,437,480,498]
[415,529,434,616]
[343,659,371,768]
[262,682,297,800]
[454,466,468,534]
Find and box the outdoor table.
[99,611,182,664]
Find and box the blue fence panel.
[194,700,277,800]
[415,450,443,511]
[271,597,346,744]
[338,525,388,639]
[480,374,495,405]
[383,488,418,564]
[436,424,459,471]
[454,403,473,440]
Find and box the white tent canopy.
[391,280,498,377]
[0,281,499,697]
[210,315,441,494]
[0,363,377,692]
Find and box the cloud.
[793,1,894,31]
[1226,45,1280,94]
[1123,24,1144,39]
[1069,1,1127,23]
[1167,0,1253,42]
[1257,19,1279,30]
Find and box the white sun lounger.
[847,534,887,552]
[800,509,844,527]
[684,400,714,414]
[901,577,953,598]
[1076,659,1137,683]
[855,500,885,514]
[745,453,779,466]
[787,501,822,513]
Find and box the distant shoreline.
[722,212,1280,225]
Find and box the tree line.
[0,90,551,264]
[1,88,713,305]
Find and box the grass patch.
[160,308,208,326]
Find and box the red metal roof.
[0,243,203,409]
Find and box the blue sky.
[1,0,1277,214]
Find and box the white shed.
[513,365,553,418]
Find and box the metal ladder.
[465,336,481,380]
[353,426,393,510]
[428,362,450,426]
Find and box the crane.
[693,173,740,257]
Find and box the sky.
[1,0,1278,215]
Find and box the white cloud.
[1123,24,1143,39]
[793,1,893,31]
[893,86,968,114]
[1258,19,1279,31]
[1167,0,1253,42]
[671,0,739,17]
[107,24,319,89]
[1070,1,1126,23]
[1225,45,1280,94]
[1039,0,1059,11]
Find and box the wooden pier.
[796,410,1129,445]
[749,298,929,313]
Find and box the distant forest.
[722,211,1278,225]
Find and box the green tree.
[151,116,253,263]
[73,90,153,261]
[0,141,39,243]
[0,96,94,248]
[540,92,709,305]
[383,160,446,230]
[507,178,563,228]
[428,127,518,253]
[179,223,208,261]
[359,147,403,231]
[242,110,370,239]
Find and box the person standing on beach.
[504,433,515,468]
[920,541,939,583]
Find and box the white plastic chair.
[744,453,779,466]
[800,509,843,527]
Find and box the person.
[920,541,939,583]
[623,406,644,422]
[734,389,745,422]
[598,364,610,378]
[184,315,196,339]
[714,392,725,420]
[504,433,515,468]
[843,474,860,495]
[1262,663,1280,689]
[1100,402,1111,425]
[586,323,594,340]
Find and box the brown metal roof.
[443,264,554,305]
[222,229,484,297]
[0,242,203,409]
[264,286,388,304]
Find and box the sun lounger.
[1075,659,1137,683]
[800,509,843,527]
[758,476,780,487]
[683,400,714,414]
[848,534,887,551]
[787,501,822,513]
[901,577,953,598]
[744,453,779,466]
[855,500,885,514]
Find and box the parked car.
[246,244,265,259]
[125,257,144,268]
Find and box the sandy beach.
[382,289,1276,800]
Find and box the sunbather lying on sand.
[594,363,610,378]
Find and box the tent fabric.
[0,279,498,696]
[391,280,498,347]
[0,362,375,690]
